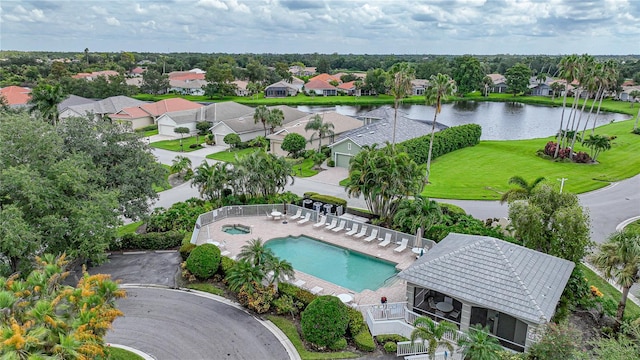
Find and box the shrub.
[632,128,640,135]
[135,124,158,132]
[301,295,349,348]
[189,143,202,149]
[327,159,335,167]
[244,283,276,314]
[179,242,196,261]
[439,202,466,216]
[347,307,366,337]
[147,198,213,233]
[218,256,236,276]
[376,334,409,343]
[308,194,347,208]
[278,282,316,309]
[281,133,307,158]
[574,151,591,163]
[303,192,319,198]
[383,342,397,353]
[401,124,481,163]
[185,244,221,279]
[354,326,376,352]
[114,231,184,251]
[272,294,298,316]
[223,133,241,148]
[329,338,348,351]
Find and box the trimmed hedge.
[113,231,183,251]
[179,242,197,261]
[439,202,467,216]
[354,325,376,352]
[308,194,347,208]
[400,124,482,164]
[329,337,348,351]
[301,296,349,348]
[383,342,397,353]
[186,244,221,279]
[375,334,409,343]
[347,307,366,337]
[278,282,317,308]
[218,256,236,276]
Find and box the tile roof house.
[328,106,447,168]
[411,79,429,95]
[266,111,363,156]
[288,66,316,76]
[265,80,300,97]
[337,81,357,95]
[309,73,341,83]
[0,86,31,108]
[110,98,204,129]
[208,103,308,145]
[304,79,337,96]
[398,233,574,352]
[59,96,147,121]
[231,80,249,97]
[72,70,120,80]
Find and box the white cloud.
[134,3,147,14]
[226,0,250,13]
[91,6,108,15]
[197,0,228,10]
[105,17,120,26]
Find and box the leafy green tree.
[304,114,335,152]
[451,55,484,95]
[591,229,640,328]
[508,184,591,263]
[387,62,415,146]
[364,68,388,95]
[223,133,241,149]
[186,243,221,279]
[0,254,125,359]
[629,89,640,108]
[191,161,230,200]
[204,59,236,98]
[345,143,425,225]
[281,133,307,158]
[410,316,457,359]
[141,69,169,95]
[196,121,212,143]
[245,59,266,83]
[457,325,502,360]
[0,205,40,274]
[424,73,456,183]
[499,175,546,204]
[505,63,532,96]
[301,296,349,348]
[582,134,611,161]
[393,195,442,235]
[28,83,65,126]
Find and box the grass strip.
[187,283,225,296]
[108,347,144,360]
[579,264,640,321]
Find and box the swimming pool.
[265,235,398,292]
[222,224,251,235]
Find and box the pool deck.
[197,216,417,306]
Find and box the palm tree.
[630,90,640,108]
[424,73,456,183]
[554,54,579,158]
[499,175,546,204]
[568,55,596,159]
[582,134,611,161]
[550,81,564,102]
[266,108,284,135]
[238,238,274,268]
[170,155,193,179]
[253,105,270,136]
[482,76,493,97]
[264,256,295,287]
[536,72,548,85]
[594,60,619,135]
[84,47,89,65]
[393,195,442,234]
[592,229,640,330]
[410,316,458,359]
[457,325,502,360]
[28,83,65,126]
[304,114,335,152]
[226,260,265,292]
[388,63,415,146]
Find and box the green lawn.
[579,264,640,321]
[292,157,320,177]
[108,347,144,360]
[421,119,640,200]
[266,315,359,360]
[116,221,143,237]
[150,135,206,152]
[187,283,225,296]
[625,219,640,233]
[206,147,260,162]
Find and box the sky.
[1,0,639,55]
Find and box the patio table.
[436,302,453,313]
[337,293,353,303]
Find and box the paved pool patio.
[195,215,419,306]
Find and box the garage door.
[158,124,174,136]
[335,153,352,168]
[215,134,229,147]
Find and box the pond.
[295,102,631,140]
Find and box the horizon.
[1,1,639,55]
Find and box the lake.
[295,102,631,140]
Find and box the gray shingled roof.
[398,233,574,324]
[201,101,254,123]
[161,109,201,125]
[65,95,146,115]
[208,103,308,134]
[58,95,95,111]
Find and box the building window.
[347,143,351,151]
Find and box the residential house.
[304,79,338,96]
[156,109,203,137]
[619,85,640,102]
[487,74,508,93]
[208,103,308,145]
[57,95,95,114]
[232,80,250,97]
[288,66,316,76]
[329,106,446,168]
[398,233,574,352]
[528,76,553,96]
[0,85,31,108]
[129,67,146,77]
[59,95,147,120]
[110,98,204,129]
[337,81,357,95]
[72,70,120,81]
[265,81,299,97]
[309,73,341,84]
[411,79,429,96]
[169,79,207,96]
[266,111,363,156]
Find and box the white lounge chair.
[293,279,306,288]
[332,220,347,232]
[313,214,327,228]
[353,226,368,238]
[297,212,311,224]
[364,229,378,242]
[325,218,338,230]
[310,286,324,295]
[345,224,359,236]
[265,212,273,220]
[289,209,302,220]
[394,238,409,253]
[378,233,392,247]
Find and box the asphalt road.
[105,287,289,360]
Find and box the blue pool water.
[222,225,250,235]
[265,235,398,292]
